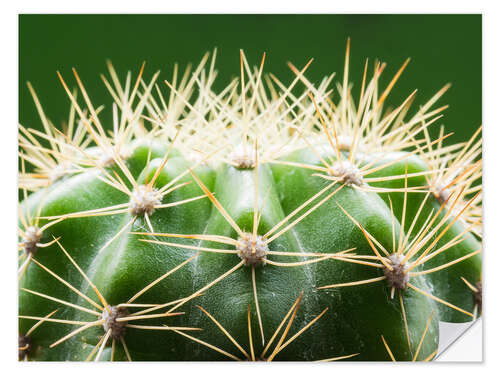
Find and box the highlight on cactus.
[18,40,482,361]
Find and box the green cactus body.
[364,152,482,323]
[18,48,482,361]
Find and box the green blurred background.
[19,14,481,142]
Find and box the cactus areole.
[18,45,482,361]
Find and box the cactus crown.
[18,41,482,361]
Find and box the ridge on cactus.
[18,40,482,361]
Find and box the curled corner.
[436,318,482,362]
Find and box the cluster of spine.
[18,41,482,361]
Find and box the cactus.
[18,42,482,362]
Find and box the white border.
[7,0,489,14]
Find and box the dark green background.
[19,14,481,142]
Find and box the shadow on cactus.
[18,40,482,361]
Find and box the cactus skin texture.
[18,44,482,362]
